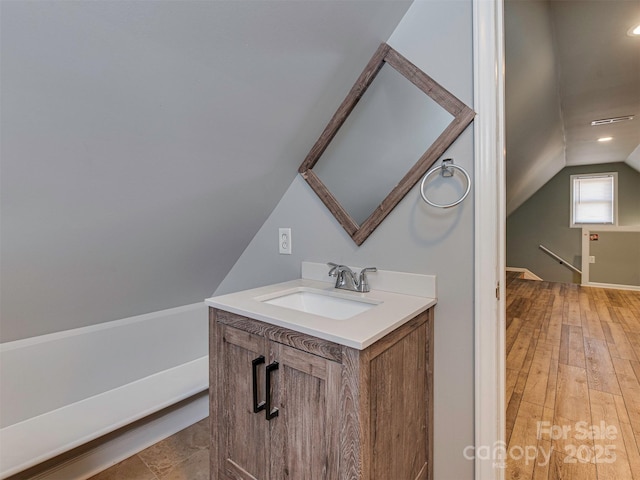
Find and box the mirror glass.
[312,63,454,225]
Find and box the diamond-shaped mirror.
[298,43,475,245]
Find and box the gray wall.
[216,2,475,478]
[507,162,640,283]
[505,0,565,215]
[590,231,640,287]
[0,0,411,342]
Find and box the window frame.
[570,172,618,228]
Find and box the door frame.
[473,0,506,479]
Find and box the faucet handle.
[358,267,377,292]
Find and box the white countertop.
[205,264,436,349]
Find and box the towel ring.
[420,159,471,208]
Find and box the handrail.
[539,245,582,275]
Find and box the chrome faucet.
[327,263,377,293]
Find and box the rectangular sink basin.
[258,288,379,320]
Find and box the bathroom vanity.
[206,263,436,480]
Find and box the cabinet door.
[216,324,270,480]
[269,342,342,480]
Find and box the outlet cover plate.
[279,228,292,255]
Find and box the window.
[570,172,617,227]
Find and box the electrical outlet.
[589,256,596,264]
[279,228,292,254]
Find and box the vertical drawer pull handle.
[265,361,279,421]
[252,355,266,413]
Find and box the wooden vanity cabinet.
[209,307,434,480]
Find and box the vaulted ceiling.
[0,0,411,341]
[505,0,640,215]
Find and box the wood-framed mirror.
[298,43,476,245]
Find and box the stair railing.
[538,245,582,275]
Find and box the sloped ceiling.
[0,0,411,341]
[505,0,640,216]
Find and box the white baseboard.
[1,357,208,478]
[9,392,208,480]
[582,282,640,292]
[506,267,543,281]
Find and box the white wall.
[216,2,475,478]
[0,0,410,342]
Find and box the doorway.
[503,1,640,478]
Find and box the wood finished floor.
[506,273,640,479]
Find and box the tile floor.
[88,418,209,480]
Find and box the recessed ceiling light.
[598,137,613,142]
[628,24,640,36]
